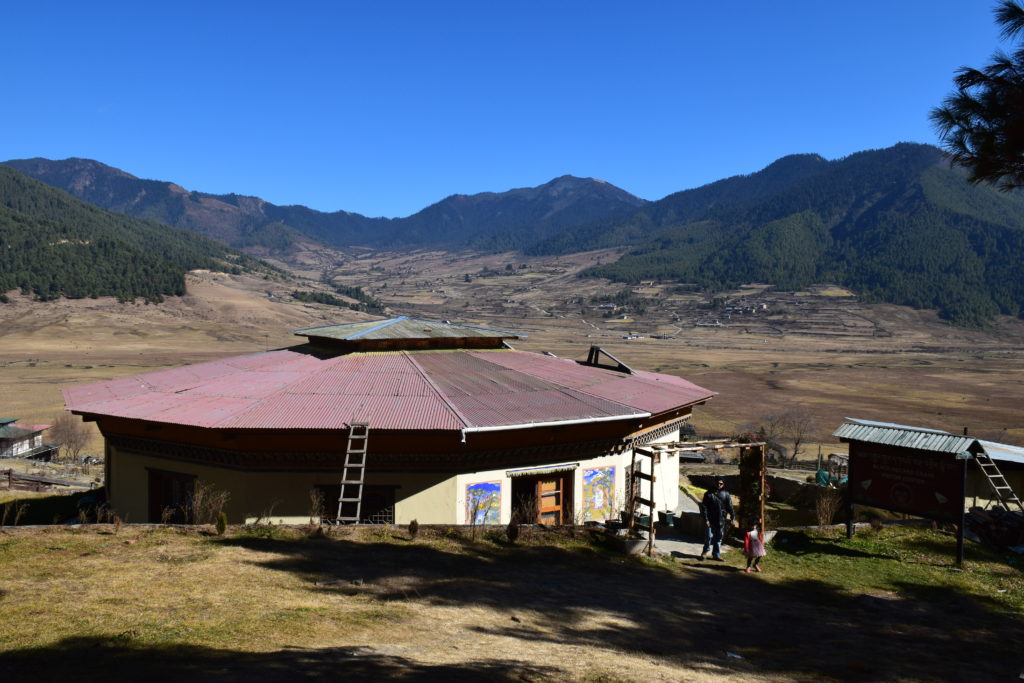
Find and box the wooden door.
[537,476,565,525]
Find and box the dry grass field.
[0,523,1021,682]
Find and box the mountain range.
[2,157,646,252]
[6,143,1024,325]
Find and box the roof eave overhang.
[459,411,652,443]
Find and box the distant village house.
[0,418,55,460]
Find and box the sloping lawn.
[0,523,1020,682]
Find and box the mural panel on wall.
[466,481,501,524]
[583,466,615,521]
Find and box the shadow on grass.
[770,529,894,559]
[202,527,1024,681]
[0,637,559,682]
[1,486,104,525]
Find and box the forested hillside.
[575,144,1024,326]
[0,167,269,302]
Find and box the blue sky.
[3,2,1006,217]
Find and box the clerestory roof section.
[293,316,520,348]
[63,346,715,432]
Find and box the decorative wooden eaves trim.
[627,416,691,447]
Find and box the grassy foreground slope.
[0,524,1020,681]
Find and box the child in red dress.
[744,522,766,573]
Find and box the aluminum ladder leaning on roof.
[336,423,369,523]
[973,449,1024,513]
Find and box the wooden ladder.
[629,449,657,557]
[336,423,369,524]
[974,451,1024,513]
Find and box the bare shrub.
[189,480,230,525]
[755,407,819,468]
[308,488,325,525]
[512,494,539,526]
[815,487,845,525]
[250,500,282,527]
[50,413,91,463]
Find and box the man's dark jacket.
[700,489,734,527]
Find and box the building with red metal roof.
[64,317,715,525]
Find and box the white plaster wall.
[393,473,457,524]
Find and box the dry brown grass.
[0,526,753,681]
[0,524,1021,682]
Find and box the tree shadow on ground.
[204,527,1024,681]
[0,637,559,682]
[770,529,895,559]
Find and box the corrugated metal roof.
[293,316,519,341]
[834,418,1024,465]
[12,423,51,432]
[978,440,1024,466]
[833,418,975,453]
[471,351,716,415]
[0,424,39,440]
[64,346,715,432]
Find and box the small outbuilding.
[835,418,1024,514]
[0,418,55,460]
[834,418,1024,562]
[64,317,716,525]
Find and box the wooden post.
[846,444,855,539]
[647,458,656,557]
[957,457,966,567]
[627,449,637,534]
[738,444,766,533]
[758,444,766,533]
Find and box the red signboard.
[849,444,965,521]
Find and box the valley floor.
[3,254,1024,456]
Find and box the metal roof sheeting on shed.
[977,440,1024,466]
[64,347,715,433]
[833,418,975,453]
[834,418,1024,466]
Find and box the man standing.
[700,478,734,560]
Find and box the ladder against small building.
[336,423,369,523]
[974,450,1024,513]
